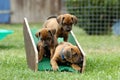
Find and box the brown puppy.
[43,14,77,41]
[50,42,83,72]
[36,28,58,61]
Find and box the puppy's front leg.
[71,64,81,71]
[50,58,59,71]
[64,35,68,42]
[38,47,44,62]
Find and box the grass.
[0,23,120,80]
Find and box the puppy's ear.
[44,26,47,28]
[57,15,64,24]
[48,30,53,37]
[72,15,78,25]
[35,32,40,38]
[64,50,72,59]
[48,29,56,36]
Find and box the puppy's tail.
[47,16,57,20]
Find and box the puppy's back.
[47,16,57,20]
[43,17,59,31]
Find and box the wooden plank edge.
[23,18,38,71]
[70,31,86,73]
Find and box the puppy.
[50,42,83,72]
[43,14,78,41]
[35,28,58,61]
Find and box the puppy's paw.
[76,66,81,71]
[71,64,81,71]
[52,65,59,71]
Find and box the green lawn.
[0,23,120,80]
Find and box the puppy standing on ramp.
[43,14,78,41]
[35,28,58,62]
[50,42,83,72]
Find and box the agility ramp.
[23,18,86,73]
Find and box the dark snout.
[66,28,71,32]
[75,57,83,64]
[43,41,49,47]
[43,43,48,47]
[66,25,72,32]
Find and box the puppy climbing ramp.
[23,18,86,73]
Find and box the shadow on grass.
[0,45,24,49]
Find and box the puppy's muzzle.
[66,28,71,32]
[43,42,49,47]
[66,25,72,32]
[75,58,83,64]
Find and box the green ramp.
[31,29,76,72]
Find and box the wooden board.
[23,18,38,71]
